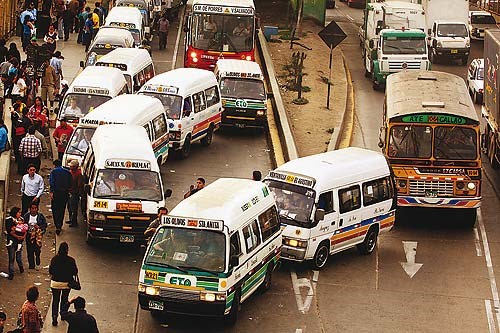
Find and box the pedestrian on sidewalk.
[49,159,72,235]
[21,163,44,215]
[49,51,64,99]
[23,203,47,269]
[82,9,93,52]
[0,119,8,153]
[5,57,19,98]
[43,24,59,54]
[4,207,26,280]
[0,39,8,62]
[11,103,30,174]
[91,8,101,38]
[7,43,21,64]
[158,14,169,50]
[53,118,73,160]
[68,0,80,34]
[60,296,99,332]
[0,311,5,333]
[53,0,66,39]
[19,127,42,173]
[20,285,43,333]
[49,242,78,327]
[68,160,84,227]
[40,58,58,111]
[11,73,28,105]
[22,16,35,52]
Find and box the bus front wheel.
[312,241,330,269]
[357,227,378,255]
[225,290,241,326]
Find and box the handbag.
[68,274,81,290]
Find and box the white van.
[264,147,396,269]
[214,59,267,129]
[138,178,281,324]
[138,68,223,159]
[104,7,145,46]
[115,0,151,35]
[63,94,169,167]
[57,66,128,125]
[82,27,135,67]
[95,48,155,93]
[81,124,170,244]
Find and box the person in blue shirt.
[49,159,72,235]
[0,119,7,152]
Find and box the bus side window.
[230,232,242,258]
[242,220,261,253]
[257,206,280,242]
[338,185,361,214]
[183,97,192,117]
[318,191,334,213]
[205,86,220,107]
[193,91,206,113]
[152,113,168,140]
[362,177,391,206]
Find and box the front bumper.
[397,196,481,209]
[87,213,156,242]
[221,112,266,129]
[280,244,307,261]
[138,292,226,317]
[434,47,470,59]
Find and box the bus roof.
[79,94,164,126]
[368,1,424,11]
[95,48,152,73]
[140,68,217,96]
[191,0,255,9]
[92,26,135,44]
[268,147,390,191]
[91,124,159,171]
[385,70,478,121]
[69,66,127,96]
[115,0,148,9]
[216,59,263,80]
[168,178,274,234]
[105,6,143,26]
[381,29,426,38]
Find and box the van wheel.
[180,136,191,159]
[357,227,378,255]
[201,125,213,146]
[312,241,330,270]
[260,263,274,293]
[225,290,240,326]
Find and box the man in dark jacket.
[61,296,99,333]
[49,159,72,235]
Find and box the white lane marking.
[295,329,303,333]
[172,6,185,70]
[290,271,316,314]
[478,208,500,331]
[474,227,483,257]
[486,299,497,333]
[375,242,379,290]
[400,241,423,278]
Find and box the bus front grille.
[408,179,454,196]
[159,288,200,301]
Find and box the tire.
[357,227,378,255]
[225,290,240,326]
[260,263,274,293]
[180,135,191,159]
[200,125,213,146]
[463,209,477,228]
[312,242,330,270]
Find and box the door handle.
[339,218,343,227]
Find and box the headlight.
[200,292,216,302]
[398,180,407,188]
[256,110,265,116]
[456,181,465,190]
[145,286,159,296]
[284,238,307,248]
[467,182,476,190]
[245,55,252,61]
[93,212,105,221]
[138,283,146,293]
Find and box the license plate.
[425,190,438,198]
[148,300,164,311]
[451,49,458,54]
[119,234,134,243]
[235,123,245,128]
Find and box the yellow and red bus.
[379,70,481,226]
[184,0,256,70]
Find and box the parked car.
[469,11,498,40]
[467,58,484,104]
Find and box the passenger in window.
[204,16,217,39]
[233,22,249,37]
[95,174,115,196]
[65,98,83,117]
[182,98,192,118]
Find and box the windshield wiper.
[178,265,217,276]
[69,145,85,154]
[279,212,308,227]
[164,263,189,273]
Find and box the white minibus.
[82,27,135,67]
[95,48,155,93]
[138,178,281,324]
[138,68,222,159]
[63,94,169,166]
[264,147,396,269]
[104,7,145,46]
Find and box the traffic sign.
[318,21,347,49]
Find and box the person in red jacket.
[52,118,73,160]
[68,159,84,227]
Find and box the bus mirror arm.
[378,126,385,148]
[164,189,172,198]
[314,209,325,222]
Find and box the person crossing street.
[49,159,72,235]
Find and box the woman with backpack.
[48,242,78,327]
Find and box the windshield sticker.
[173,252,188,262]
[193,4,254,15]
[116,202,142,212]
[402,114,466,125]
[105,159,151,169]
[142,84,179,94]
[161,216,224,231]
[268,171,315,188]
[72,87,110,95]
[96,62,127,71]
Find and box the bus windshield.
[190,13,254,52]
[94,169,163,201]
[59,94,111,119]
[434,126,477,160]
[388,125,432,158]
[265,180,315,227]
[66,128,96,156]
[220,78,265,100]
[146,227,226,273]
[140,92,182,119]
[382,37,426,54]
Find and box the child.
[57,133,68,153]
[10,217,28,252]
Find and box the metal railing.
[0,0,20,40]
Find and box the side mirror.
[230,255,239,268]
[369,39,374,49]
[133,85,141,92]
[183,110,191,118]
[378,126,385,148]
[164,189,172,198]
[79,60,84,68]
[314,208,325,222]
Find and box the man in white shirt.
[21,164,45,215]
[65,98,83,116]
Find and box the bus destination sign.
[402,114,466,125]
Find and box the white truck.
[362,1,430,90]
[415,0,470,65]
